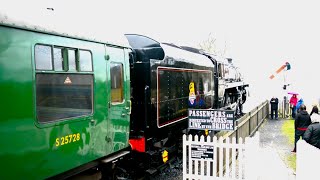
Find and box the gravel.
[150,158,183,180]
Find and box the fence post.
[262,103,264,120]
[266,101,269,119]
[200,136,205,176]
[188,134,193,179]
[283,98,285,118]
[256,107,259,132]
[231,137,236,179]
[235,120,239,144]
[248,112,251,135]
[264,102,266,119]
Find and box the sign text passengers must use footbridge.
[188,109,235,131]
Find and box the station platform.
[257,118,296,180]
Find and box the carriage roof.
[0,7,130,48]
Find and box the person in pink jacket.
[290,94,298,118]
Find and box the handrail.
[217,100,269,140]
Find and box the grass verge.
[281,119,296,171]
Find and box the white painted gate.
[183,132,260,180]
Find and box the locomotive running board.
[101,151,130,164]
[225,81,249,89]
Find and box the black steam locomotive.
[125,34,248,173]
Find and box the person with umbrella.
[289,93,298,118]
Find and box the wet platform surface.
[257,118,296,180]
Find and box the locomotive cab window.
[34,44,94,123]
[110,63,124,103]
[218,63,225,78]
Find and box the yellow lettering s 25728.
[55,133,81,147]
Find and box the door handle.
[90,119,96,125]
[127,100,132,114]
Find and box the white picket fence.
[296,140,320,180]
[183,132,260,180]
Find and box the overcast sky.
[3,0,320,108]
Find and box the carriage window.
[110,63,124,103]
[35,45,52,70]
[79,50,93,71]
[35,44,93,72]
[36,74,93,123]
[68,49,76,71]
[53,48,63,71]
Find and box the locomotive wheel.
[112,167,131,180]
[100,163,133,180]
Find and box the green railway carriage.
[0,14,131,179]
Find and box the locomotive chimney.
[227,58,233,64]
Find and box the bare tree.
[198,33,227,56]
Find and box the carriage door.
[105,46,130,146]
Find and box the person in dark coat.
[292,104,312,152]
[303,106,320,149]
[270,96,279,120]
